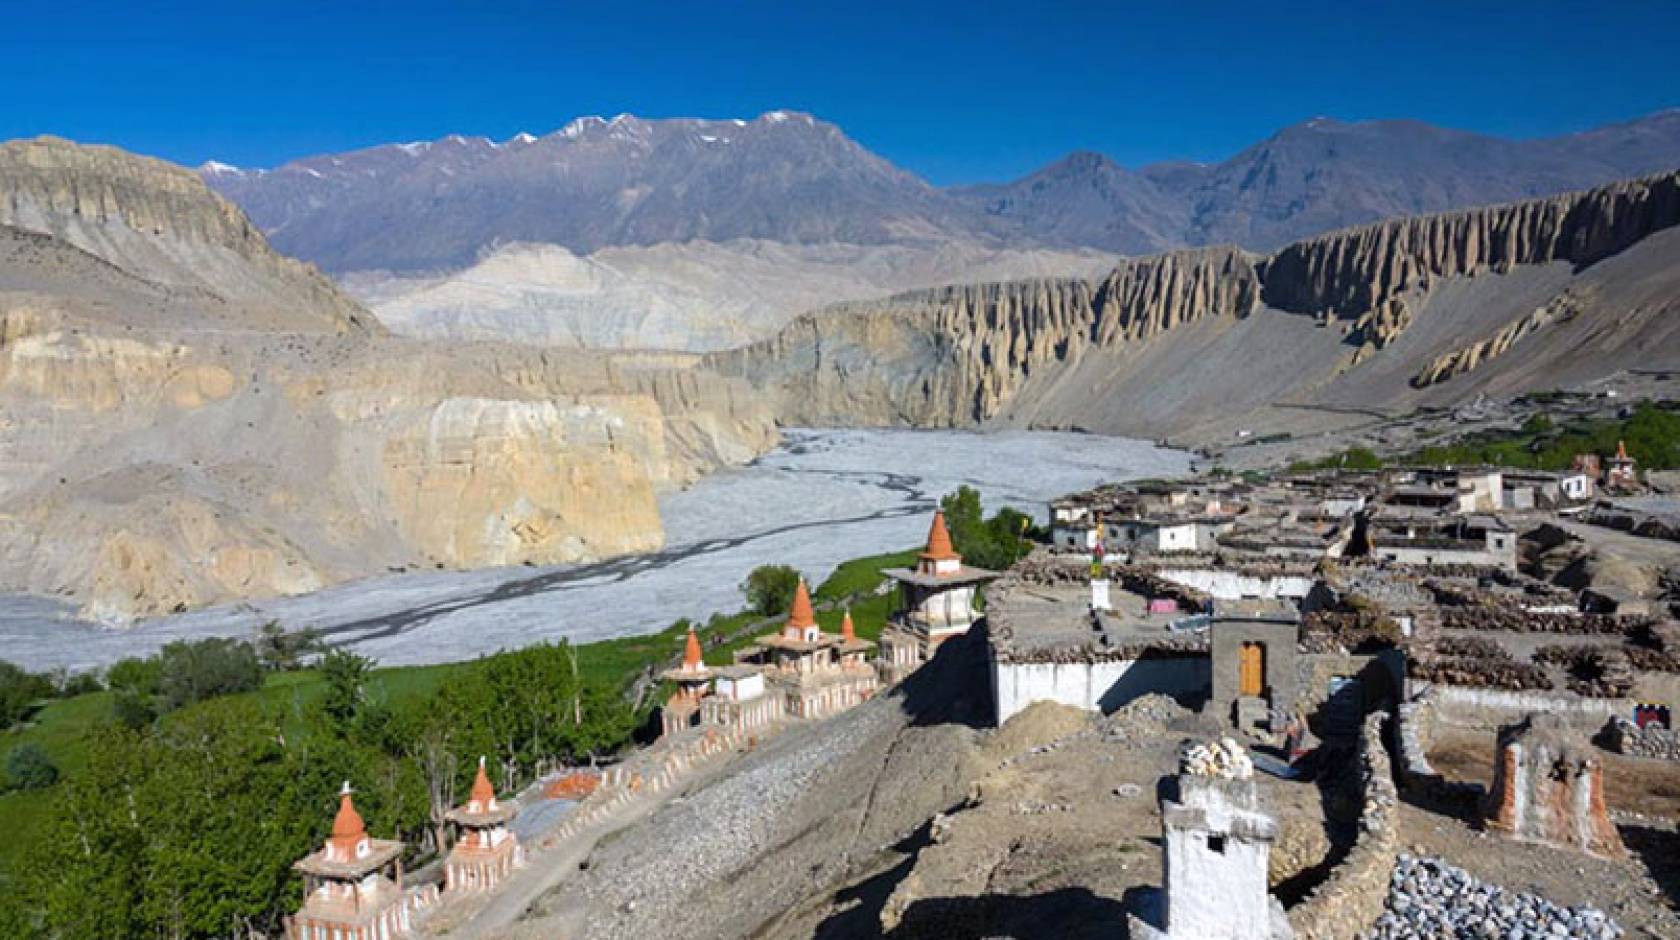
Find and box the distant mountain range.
[204,109,1680,272]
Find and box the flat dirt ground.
[759,698,1337,940]
[1416,725,1680,938]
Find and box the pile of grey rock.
[1366,855,1620,939]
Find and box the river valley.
[0,428,1186,672]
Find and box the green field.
[1286,401,1680,475]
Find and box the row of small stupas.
[284,758,520,940]
[661,509,998,737]
[283,509,998,940]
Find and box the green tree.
[0,661,53,729]
[938,486,1033,570]
[156,638,264,712]
[57,671,103,697]
[319,648,375,729]
[5,743,58,790]
[255,621,321,672]
[741,564,802,617]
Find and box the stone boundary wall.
[1395,693,1486,809]
[1430,686,1630,728]
[1584,508,1680,544]
[1440,606,1642,635]
[533,726,749,851]
[1603,717,1680,761]
[1288,711,1400,940]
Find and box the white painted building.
[990,655,1210,725]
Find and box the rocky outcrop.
[1259,170,1680,324]
[711,246,1260,426]
[1411,291,1583,387]
[0,139,777,622]
[720,170,1680,433]
[0,136,378,333]
[1092,245,1260,342]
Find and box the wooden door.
[1239,642,1265,697]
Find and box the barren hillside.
[0,137,775,622]
[715,171,1680,444]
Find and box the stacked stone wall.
[535,726,748,851]
[1395,693,1486,810]
[1440,606,1644,635]
[1287,712,1400,940]
[1602,717,1680,761]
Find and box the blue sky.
[3,1,1675,184]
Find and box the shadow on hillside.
[810,822,931,940]
[879,885,1128,939]
[1624,824,1680,909]
[893,627,991,730]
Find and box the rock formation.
[717,170,1680,438]
[1411,291,1583,387]
[0,138,775,622]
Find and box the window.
[1208,834,1226,854]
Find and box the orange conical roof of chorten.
[784,579,816,638]
[841,609,857,643]
[921,510,960,562]
[470,756,496,809]
[329,782,366,854]
[1617,440,1630,461]
[683,623,704,670]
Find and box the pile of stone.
[1179,737,1254,780]
[1301,609,1402,654]
[1366,855,1621,939]
[1408,656,1552,691]
[1625,645,1680,672]
[1431,635,1512,660]
[1533,645,1636,697]
[1601,716,1680,761]
[1442,606,1633,635]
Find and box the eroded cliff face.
[0,137,377,333]
[718,170,1680,432]
[0,139,777,622]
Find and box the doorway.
[1239,642,1265,697]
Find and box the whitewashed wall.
[991,656,1210,724]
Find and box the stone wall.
[1288,712,1401,940]
[1602,717,1680,761]
[1427,686,1629,730]
[1395,693,1486,810]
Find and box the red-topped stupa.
[660,623,716,736]
[878,509,1000,681]
[287,782,432,939]
[443,757,522,893]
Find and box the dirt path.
[429,754,742,939]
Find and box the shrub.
[0,661,54,729]
[155,638,263,711]
[5,743,58,790]
[319,648,375,728]
[58,672,103,697]
[741,564,802,617]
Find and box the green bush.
[254,620,321,672]
[0,661,54,729]
[57,672,103,697]
[319,648,375,729]
[940,486,1033,570]
[741,564,802,617]
[4,743,58,790]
